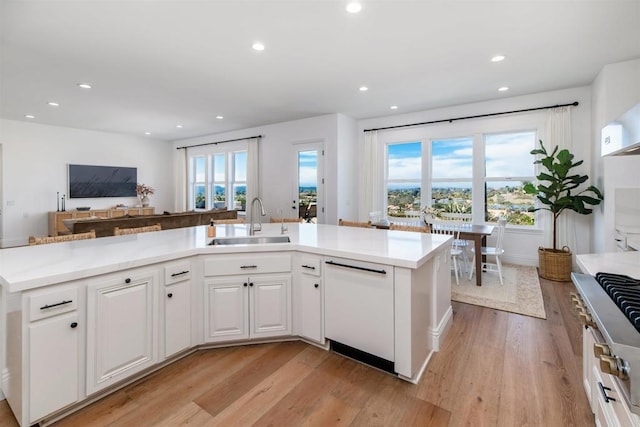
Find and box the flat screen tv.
[68,164,137,198]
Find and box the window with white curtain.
[188,146,248,212]
[379,113,543,227]
[484,131,536,225]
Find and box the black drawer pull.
[70,322,78,329]
[302,265,316,270]
[40,300,73,310]
[325,260,386,275]
[240,265,258,269]
[598,381,616,403]
[171,270,190,277]
[314,283,319,288]
[125,278,131,284]
[167,293,173,298]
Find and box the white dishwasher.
[324,257,395,372]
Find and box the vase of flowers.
[136,183,154,207]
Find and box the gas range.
[572,271,640,415]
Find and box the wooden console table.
[48,207,155,236]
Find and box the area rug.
[451,264,547,319]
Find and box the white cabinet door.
[205,277,249,342]
[297,274,323,343]
[251,275,291,339]
[164,281,191,358]
[29,311,80,423]
[86,271,157,395]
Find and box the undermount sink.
[209,235,291,246]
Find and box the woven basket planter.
[538,246,572,282]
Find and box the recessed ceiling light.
[252,42,265,51]
[390,105,398,110]
[77,83,92,89]
[176,125,183,129]
[346,2,362,13]
[491,55,506,62]
[25,114,35,119]
[359,86,368,92]
[498,86,509,92]
[144,132,151,135]
[47,101,59,107]
[216,115,224,120]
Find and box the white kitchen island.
[0,223,452,426]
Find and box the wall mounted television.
[68,164,137,198]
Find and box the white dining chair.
[469,218,507,285]
[431,225,464,285]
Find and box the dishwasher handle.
[325,260,386,275]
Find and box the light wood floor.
[0,276,594,426]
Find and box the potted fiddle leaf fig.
[523,140,604,281]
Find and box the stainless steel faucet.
[248,197,266,236]
[277,208,288,234]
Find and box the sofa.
[72,210,238,237]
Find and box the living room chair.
[338,219,372,228]
[114,224,161,236]
[29,230,96,245]
[430,226,464,285]
[469,218,507,285]
[270,217,303,223]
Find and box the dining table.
[432,222,495,286]
[374,219,495,286]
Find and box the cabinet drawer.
[204,253,291,276]
[298,255,321,276]
[28,285,79,322]
[164,262,192,285]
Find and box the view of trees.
[387,184,535,225]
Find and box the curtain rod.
[363,102,579,133]
[176,135,262,150]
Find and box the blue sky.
[387,132,535,184]
[299,150,318,187]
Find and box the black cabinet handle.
[244,282,248,287]
[171,270,190,277]
[167,293,173,298]
[302,265,316,270]
[325,260,386,275]
[240,265,258,269]
[598,381,616,403]
[70,322,78,329]
[40,300,72,310]
[314,283,319,288]
[249,282,254,287]
[125,278,131,284]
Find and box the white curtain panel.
[542,106,577,256]
[175,148,188,212]
[247,137,260,204]
[360,130,382,221]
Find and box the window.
[431,137,473,214]
[484,131,536,225]
[188,148,247,212]
[385,142,421,219]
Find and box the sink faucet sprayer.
[277,208,288,234]
[249,197,266,236]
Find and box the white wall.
[0,119,174,247]
[356,86,593,266]
[336,114,358,222]
[172,114,343,225]
[591,58,640,253]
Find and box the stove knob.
[599,355,629,380]
[579,311,596,328]
[594,343,611,358]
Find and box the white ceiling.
[1,1,639,141]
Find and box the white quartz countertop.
[0,223,450,292]
[577,251,640,278]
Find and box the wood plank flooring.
[0,276,594,426]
